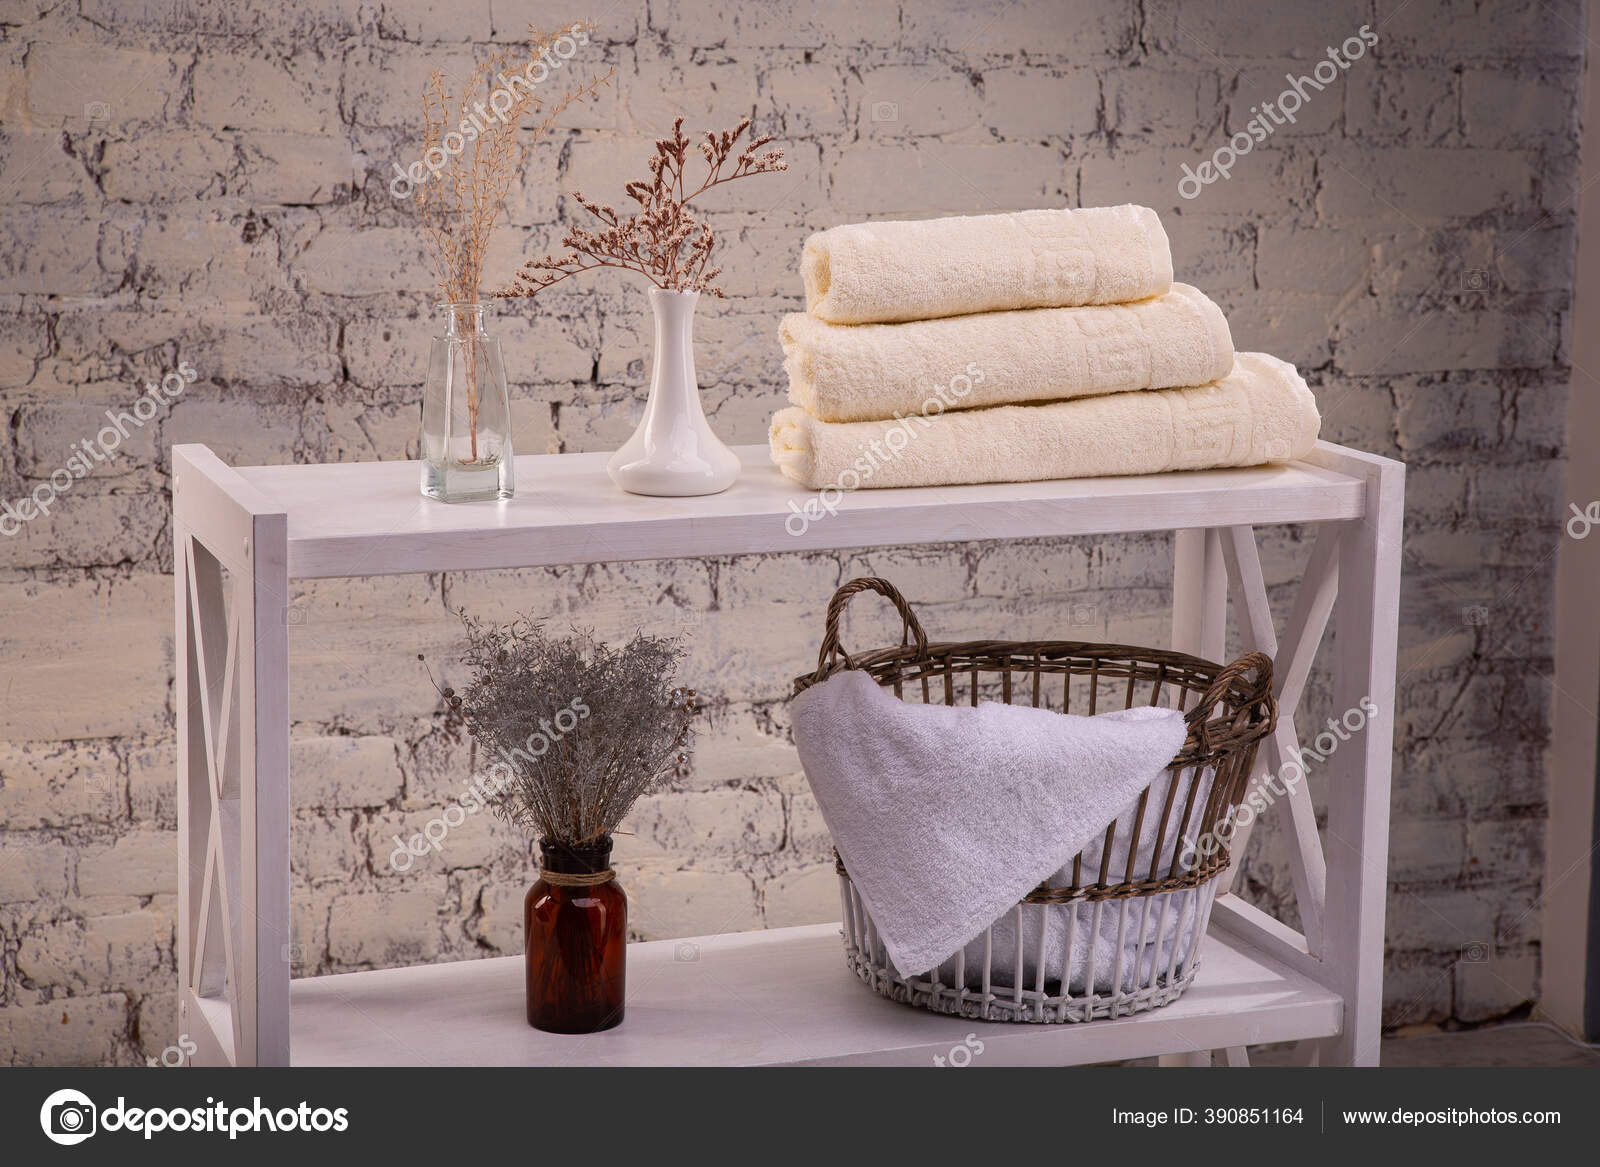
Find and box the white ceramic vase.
[607,288,741,497]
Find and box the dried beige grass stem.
[410,21,612,455]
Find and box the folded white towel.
[770,352,1321,491]
[802,205,1174,325]
[792,669,1189,978]
[781,284,1234,423]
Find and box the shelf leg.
[173,447,291,1067]
[1316,455,1404,1067]
[243,507,291,1066]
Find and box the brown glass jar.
[524,837,626,1034]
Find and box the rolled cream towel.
[781,283,1233,423]
[769,353,1320,491]
[802,205,1173,325]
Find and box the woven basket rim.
[794,636,1233,687]
[794,637,1275,766]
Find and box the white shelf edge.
[287,921,1342,1068]
[219,444,1372,581]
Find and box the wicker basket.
[792,577,1276,1024]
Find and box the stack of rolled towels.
[768,205,1322,491]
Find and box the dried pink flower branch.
[494,116,787,299]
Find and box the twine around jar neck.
[538,867,615,887]
[537,835,614,886]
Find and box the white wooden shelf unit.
[171,441,1402,1067]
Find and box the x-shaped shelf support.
[1218,524,1341,956]
[184,536,243,1050]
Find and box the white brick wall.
[0,0,1582,1063]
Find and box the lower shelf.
[288,918,1341,1066]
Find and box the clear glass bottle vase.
[420,302,514,503]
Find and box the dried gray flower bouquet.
[432,616,699,846]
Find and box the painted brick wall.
[0,0,1580,1062]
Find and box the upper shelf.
[186,442,1373,580]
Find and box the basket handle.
[1183,650,1275,747]
[817,577,930,672]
